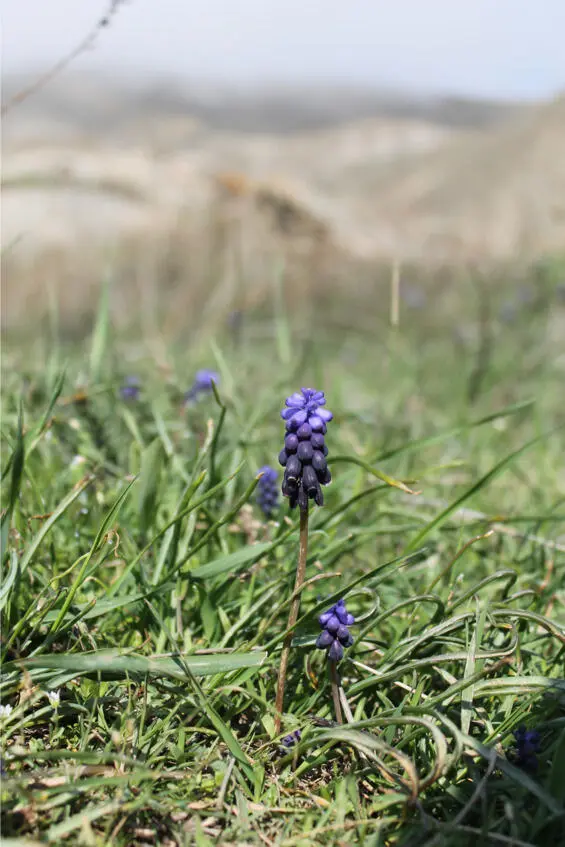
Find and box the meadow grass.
[1,270,564,846]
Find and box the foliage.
[1,273,564,845]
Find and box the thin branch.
[1,1,130,117]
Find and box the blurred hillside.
[2,73,525,136]
[2,74,564,334]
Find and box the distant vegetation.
[2,73,526,135]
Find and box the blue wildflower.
[513,725,541,771]
[184,369,220,404]
[256,466,279,518]
[281,729,301,751]
[278,388,333,509]
[120,376,141,401]
[316,598,354,662]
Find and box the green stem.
[329,660,343,724]
[274,504,309,734]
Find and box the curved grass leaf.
[331,454,417,494]
[14,648,268,681]
[1,398,25,562]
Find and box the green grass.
[1,273,565,846]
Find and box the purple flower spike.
[184,369,220,404]
[120,376,141,401]
[256,466,279,518]
[316,597,355,663]
[513,725,541,771]
[280,729,302,753]
[194,369,219,390]
[278,387,333,509]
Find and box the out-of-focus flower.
[316,598,354,662]
[47,690,60,709]
[0,704,13,719]
[256,466,279,518]
[401,283,427,309]
[512,725,541,771]
[278,388,332,509]
[120,376,141,401]
[184,369,220,404]
[281,729,301,750]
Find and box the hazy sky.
[2,0,565,99]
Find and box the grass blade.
[15,648,267,680]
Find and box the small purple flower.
[184,369,220,404]
[279,388,333,509]
[316,598,354,662]
[120,376,141,402]
[512,725,541,771]
[280,729,301,751]
[256,466,279,518]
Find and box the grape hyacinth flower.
[513,725,541,771]
[184,369,220,404]
[274,388,333,733]
[316,598,355,662]
[120,376,141,401]
[278,388,333,509]
[281,729,302,751]
[256,466,279,518]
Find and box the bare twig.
[1,1,130,117]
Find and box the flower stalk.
[274,503,309,735]
[329,661,343,724]
[274,387,333,735]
